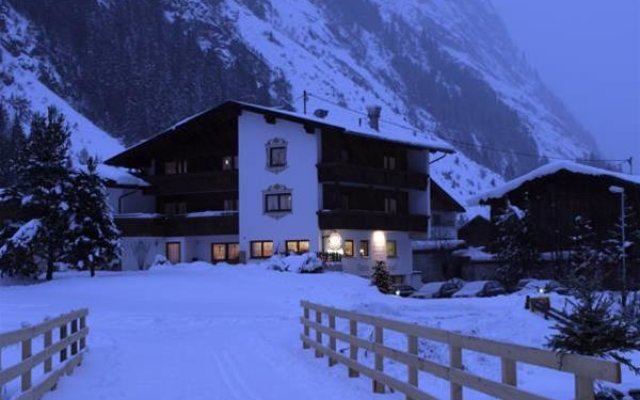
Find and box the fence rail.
[0,309,89,400]
[300,300,621,400]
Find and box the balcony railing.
[143,170,238,195]
[317,163,428,190]
[318,210,428,232]
[115,212,238,237]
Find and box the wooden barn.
[472,161,640,255]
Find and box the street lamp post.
[609,185,626,304]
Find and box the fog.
[491,0,640,173]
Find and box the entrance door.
[166,242,181,264]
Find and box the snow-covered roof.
[95,164,149,188]
[470,161,640,204]
[233,101,454,152]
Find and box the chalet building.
[458,215,491,248]
[412,178,466,282]
[104,100,453,284]
[472,161,640,255]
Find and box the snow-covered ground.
[0,264,636,399]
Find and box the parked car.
[517,279,569,295]
[391,284,416,297]
[439,278,466,298]
[453,280,506,298]
[411,281,447,299]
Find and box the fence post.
[407,334,418,400]
[21,335,32,392]
[71,318,79,356]
[315,310,323,358]
[60,323,68,362]
[348,320,359,378]
[501,357,516,387]
[575,376,594,400]
[44,319,53,374]
[450,344,463,400]
[79,314,87,350]
[328,314,337,367]
[372,326,385,394]
[303,306,310,349]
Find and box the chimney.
[366,105,381,131]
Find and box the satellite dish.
[313,109,329,119]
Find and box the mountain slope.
[1,0,598,200]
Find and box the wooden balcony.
[318,210,428,232]
[143,171,238,195]
[317,163,428,190]
[115,213,238,237]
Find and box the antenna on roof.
[303,90,308,115]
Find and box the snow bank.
[262,253,323,273]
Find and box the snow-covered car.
[518,279,569,295]
[440,279,466,298]
[411,281,447,299]
[453,280,506,298]
[391,284,416,297]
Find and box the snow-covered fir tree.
[566,215,603,294]
[547,293,640,374]
[371,261,393,294]
[0,107,73,280]
[490,199,540,290]
[65,157,121,276]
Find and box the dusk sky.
[491,0,640,173]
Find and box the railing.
[0,309,89,400]
[144,170,238,195]
[115,213,239,237]
[318,163,428,190]
[300,301,621,400]
[318,210,428,232]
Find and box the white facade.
[238,111,321,257]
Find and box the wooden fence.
[300,301,621,400]
[0,309,89,400]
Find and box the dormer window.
[263,184,292,219]
[265,138,288,173]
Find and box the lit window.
[251,241,274,258]
[359,240,369,257]
[386,240,397,258]
[344,240,354,257]
[227,243,240,262]
[212,243,240,263]
[286,240,310,255]
[385,197,397,214]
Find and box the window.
[166,242,181,264]
[164,202,187,215]
[265,138,288,172]
[344,240,354,257]
[264,193,292,213]
[341,194,350,210]
[386,240,397,258]
[212,243,240,263]
[286,240,310,254]
[385,197,397,214]
[251,241,273,258]
[359,240,369,257]
[224,198,238,211]
[383,155,397,170]
[165,160,187,175]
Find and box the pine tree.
[8,117,28,186]
[371,261,393,294]
[566,216,603,294]
[491,201,540,290]
[65,158,121,276]
[547,293,640,374]
[0,107,73,280]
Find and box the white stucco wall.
[322,229,413,280]
[238,111,321,258]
